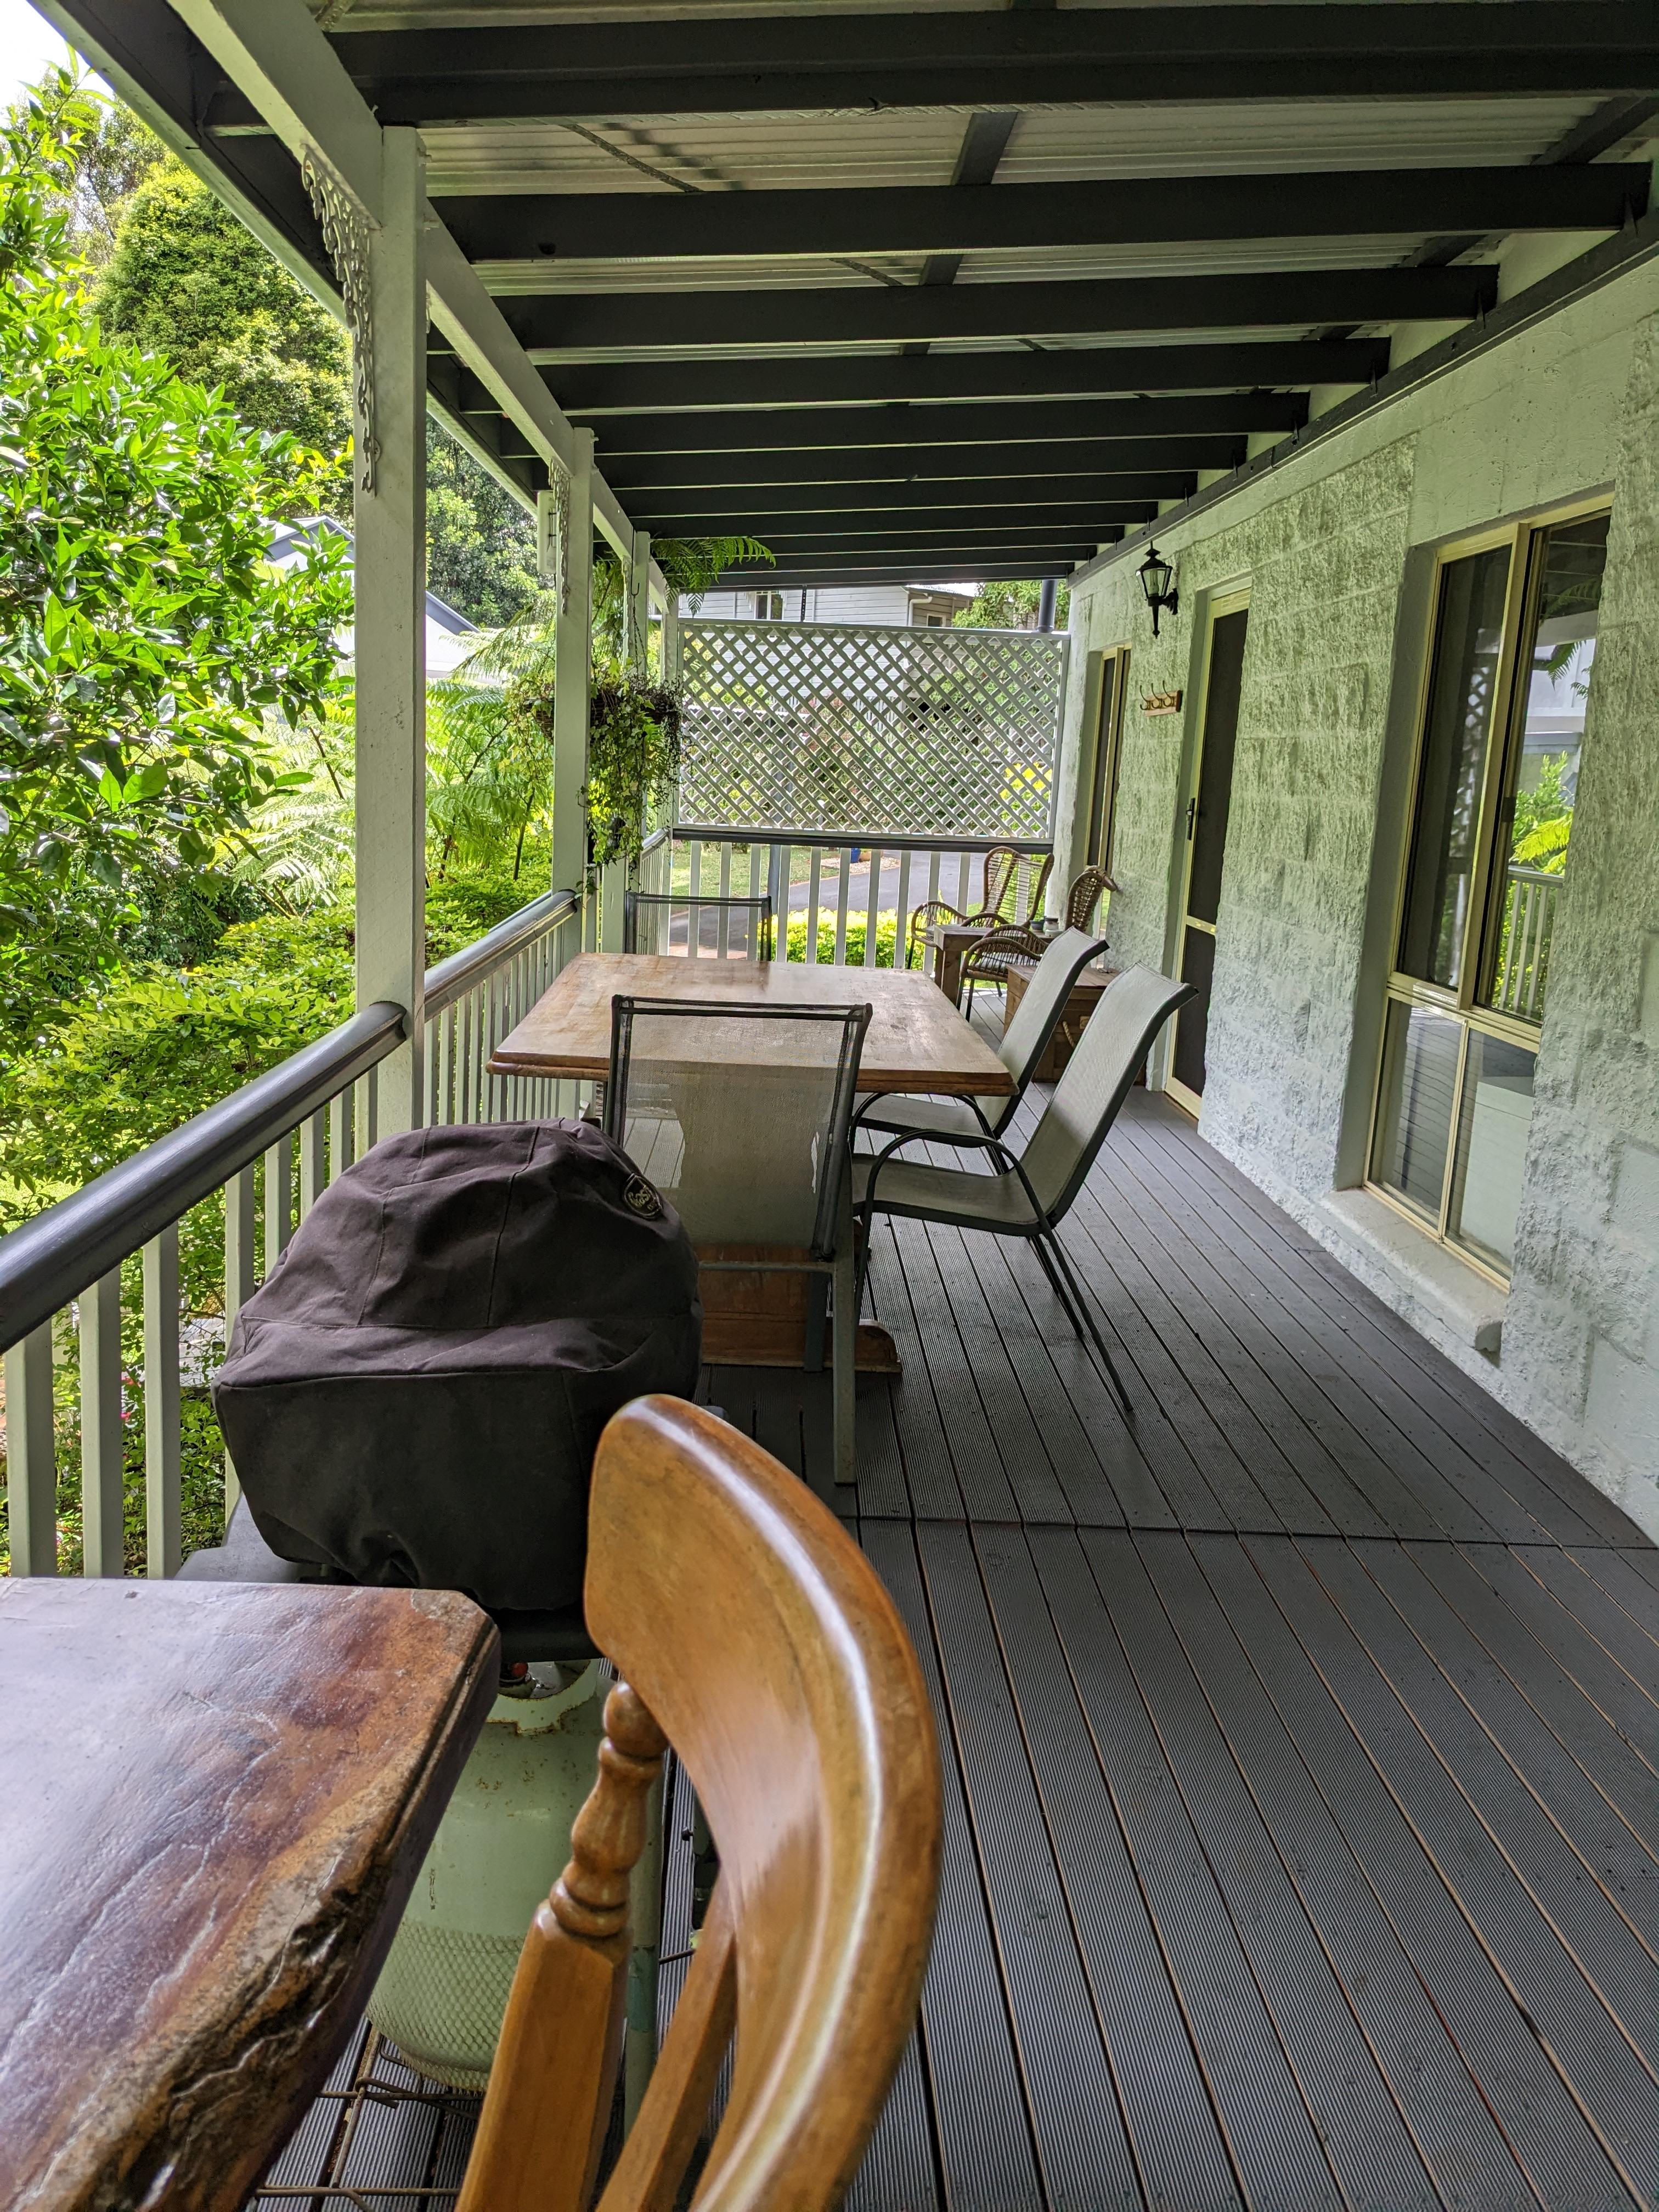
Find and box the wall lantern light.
[1138,543,1179,637]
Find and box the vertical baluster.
[80,1268,124,1576]
[864,844,883,969]
[143,1226,181,1579]
[717,839,733,957]
[298,1108,327,1221]
[358,1068,379,1159]
[833,844,853,966]
[223,1165,256,1521]
[894,848,913,976]
[955,849,971,911]
[919,850,942,975]
[805,847,823,966]
[329,1090,349,1184]
[3,1322,56,1575]
[686,838,702,916]
[264,1132,295,1273]
[437,1003,453,1127]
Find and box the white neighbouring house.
[267,518,478,675]
[683,581,975,628]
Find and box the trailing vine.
[583,668,683,869]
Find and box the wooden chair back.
[455,1397,943,2212]
[1063,864,1119,934]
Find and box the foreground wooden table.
[489,952,1014,1099]
[0,1577,499,2212]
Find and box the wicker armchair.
[960,866,1120,1015]
[905,847,1053,973]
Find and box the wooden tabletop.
[489,953,1014,1098]
[0,1577,499,2212]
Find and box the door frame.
[1165,584,1251,1118]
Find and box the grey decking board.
[1357,1542,1659,1954]
[1034,1527,1348,2211]
[1250,1536,1649,2208]
[1099,1530,1445,2212]
[890,1216,1023,1520]
[1090,1142,1406,1539]
[1060,1184,1291,1530]
[972,1525,1246,2212]
[1108,1121,1551,1545]
[993,1231,1197,1527]
[961,1235,1135,1527]
[1149,1534,1539,2212]
[1308,1542,1659,2094]
[1512,1543,1659,1686]
[1560,1544,1659,1645]
[868,1227,969,1521]
[1455,1543,1659,1772]
[1119,1111,1613,1550]
[923,1223,1076,1523]
[916,1521,1147,2211]
[1405,1542,1659,1866]
[1199,1536,1630,2211]
[1119,1098,1641,1548]
[861,1520,1047,2212]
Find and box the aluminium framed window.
[1083,645,1131,873]
[1366,498,1610,1283]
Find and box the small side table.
[924,922,991,1005]
[1003,959,1120,1080]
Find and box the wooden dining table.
[489,952,1014,1098]
[490,953,1012,1373]
[0,1576,499,2212]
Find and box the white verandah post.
[554,431,595,928]
[353,125,427,1132]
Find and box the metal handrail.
[0,885,583,1354]
[423,886,578,1017]
[670,825,1053,855]
[0,1002,406,1353]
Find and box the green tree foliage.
[96,150,352,465]
[426,422,538,627]
[953,577,1069,631]
[1511,751,1573,873]
[0,83,352,1051]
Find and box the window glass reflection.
[1372,1001,1462,1219]
[1446,1035,1538,1272]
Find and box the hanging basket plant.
[583,668,683,871]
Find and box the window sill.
[1316,1188,1508,1356]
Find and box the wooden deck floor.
[253,1091,1659,2212]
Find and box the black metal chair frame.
[622,890,776,962]
[604,994,872,1501]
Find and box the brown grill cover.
[213,1120,701,1611]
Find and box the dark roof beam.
[621,476,1180,517]
[550,343,1378,415]
[595,440,1215,490]
[507,267,1493,351]
[306,5,1659,120]
[436,167,1650,263]
[583,395,1302,453]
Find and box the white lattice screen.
[675,619,1065,838]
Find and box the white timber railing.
[669,827,1053,968]
[1491,864,1560,1022]
[0,888,580,1581]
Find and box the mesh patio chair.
[959,865,1120,1017]
[605,995,871,1499]
[904,846,1053,975]
[623,889,775,961]
[853,966,1194,1417]
[854,926,1108,1153]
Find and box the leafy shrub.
[782,911,904,968]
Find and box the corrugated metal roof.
[422,94,1592,198]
